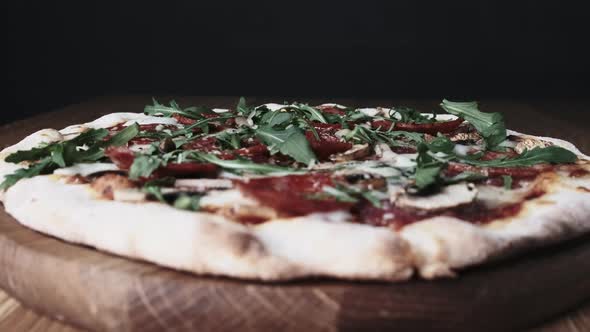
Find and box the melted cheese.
[212,108,230,113]
[397,183,478,210]
[175,179,233,190]
[200,189,259,209]
[260,103,288,112]
[318,103,346,109]
[53,163,120,177]
[123,117,178,127]
[475,184,535,208]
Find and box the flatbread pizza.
[1,98,589,281]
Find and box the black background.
[6,1,590,123]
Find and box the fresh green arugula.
[292,104,327,124]
[462,146,577,167]
[440,99,506,148]
[390,107,436,124]
[213,128,250,150]
[502,175,513,189]
[1,124,140,190]
[129,154,163,180]
[426,135,455,154]
[344,125,424,148]
[312,184,384,208]
[0,158,53,190]
[191,152,301,174]
[144,98,214,119]
[255,125,317,165]
[173,194,202,211]
[236,97,255,116]
[413,143,445,191]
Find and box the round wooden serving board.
[1,96,590,332]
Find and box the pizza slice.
[1,98,588,281]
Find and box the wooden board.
[0,96,589,332]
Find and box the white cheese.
[200,189,258,209]
[212,108,230,113]
[122,117,178,127]
[259,103,288,112]
[318,103,346,109]
[374,144,417,168]
[53,163,120,177]
[475,184,534,208]
[1,129,63,159]
[453,144,472,156]
[129,144,153,152]
[357,108,381,117]
[335,161,402,178]
[174,179,233,190]
[113,189,147,202]
[396,183,478,210]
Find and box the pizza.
[0,98,589,282]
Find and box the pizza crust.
[401,181,590,278]
[1,112,590,281]
[3,175,413,281]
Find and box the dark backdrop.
[6,1,590,123]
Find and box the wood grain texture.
[0,96,589,332]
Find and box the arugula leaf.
[173,115,235,137]
[390,107,435,124]
[129,154,163,180]
[143,185,166,203]
[265,112,293,127]
[0,157,55,190]
[214,130,242,150]
[144,98,213,119]
[321,186,358,203]
[191,152,301,174]
[312,184,384,208]
[50,144,66,167]
[237,97,253,116]
[173,194,202,211]
[293,104,327,124]
[69,128,109,146]
[255,125,317,165]
[105,123,140,146]
[440,99,506,148]
[414,163,443,190]
[344,125,425,150]
[5,146,52,164]
[502,175,513,189]
[413,143,445,190]
[463,146,577,167]
[1,126,138,189]
[426,135,455,154]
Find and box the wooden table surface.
[0,96,589,332]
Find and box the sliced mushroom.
[514,136,552,154]
[449,132,482,143]
[330,144,371,162]
[396,183,478,211]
